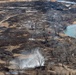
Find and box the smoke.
[9,47,45,69]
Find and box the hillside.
[0,0,76,75]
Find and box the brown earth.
[0,1,76,75]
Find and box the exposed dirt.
[0,1,76,75]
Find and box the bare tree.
[42,22,48,43]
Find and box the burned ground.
[0,1,76,75]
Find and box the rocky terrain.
[0,0,76,75]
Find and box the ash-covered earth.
[0,1,76,75]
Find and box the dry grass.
[4,44,21,51]
[73,21,76,24]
